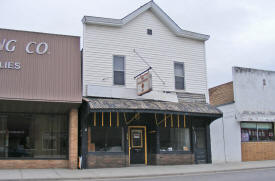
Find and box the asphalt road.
[66,167,275,181]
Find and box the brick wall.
[242,142,275,161]
[69,109,78,169]
[155,153,194,165]
[0,160,68,169]
[87,154,129,168]
[209,81,234,106]
[87,153,194,168]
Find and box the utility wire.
[133,49,166,85]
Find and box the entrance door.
[193,127,207,164]
[128,126,147,165]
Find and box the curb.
[4,166,275,181]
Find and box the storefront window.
[241,122,274,142]
[90,127,123,152]
[0,114,68,159]
[160,128,190,152]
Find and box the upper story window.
[113,55,125,85]
[174,62,185,90]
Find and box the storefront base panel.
[87,154,129,168]
[153,153,194,165]
[0,160,68,169]
[242,142,275,161]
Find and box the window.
[160,128,190,152]
[113,55,125,85]
[90,127,123,152]
[241,122,274,142]
[174,62,185,90]
[147,29,152,35]
[0,114,68,159]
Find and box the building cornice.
[82,1,209,41]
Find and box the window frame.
[241,122,275,142]
[0,113,69,160]
[174,62,185,90]
[90,127,124,153]
[113,55,126,86]
[159,127,191,154]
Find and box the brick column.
[69,108,78,169]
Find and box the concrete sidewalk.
[1,160,275,181]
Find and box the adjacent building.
[80,1,222,169]
[0,29,81,168]
[210,67,275,163]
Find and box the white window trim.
[174,61,185,90]
[113,55,126,86]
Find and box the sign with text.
[136,72,152,96]
[0,28,81,102]
[0,37,49,70]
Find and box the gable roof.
[82,1,210,41]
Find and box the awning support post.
[177,114,180,128]
[171,114,173,128]
[110,112,112,127]
[117,112,119,127]
[102,112,104,127]
[93,112,96,126]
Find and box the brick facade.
[155,153,194,165]
[69,109,78,169]
[87,153,194,168]
[0,160,68,169]
[87,154,129,168]
[209,81,234,106]
[242,142,275,161]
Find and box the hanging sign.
[136,72,152,96]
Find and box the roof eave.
[175,31,210,41]
[82,1,210,41]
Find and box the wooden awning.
[83,97,222,118]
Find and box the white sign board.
[86,85,178,102]
[136,72,152,96]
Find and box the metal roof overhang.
[83,97,222,118]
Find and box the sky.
[1,0,275,88]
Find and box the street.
[65,167,275,181]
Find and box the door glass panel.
[196,128,206,149]
[131,129,143,148]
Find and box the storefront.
[79,98,222,169]
[241,122,275,161]
[0,28,81,169]
[209,67,275,163]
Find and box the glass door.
[128,126,147,165]
[193,127,207,164]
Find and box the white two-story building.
[79,1,221,169]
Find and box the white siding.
[210,103,242,163]
[233,67,275,122]
[83,10,207,96]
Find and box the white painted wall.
[233,67,275,122]
[83,10,208,97]
[210,103,242,163]
[211,67,275,163]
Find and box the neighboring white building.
[80,1,221,169]
[210,67,275,163]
